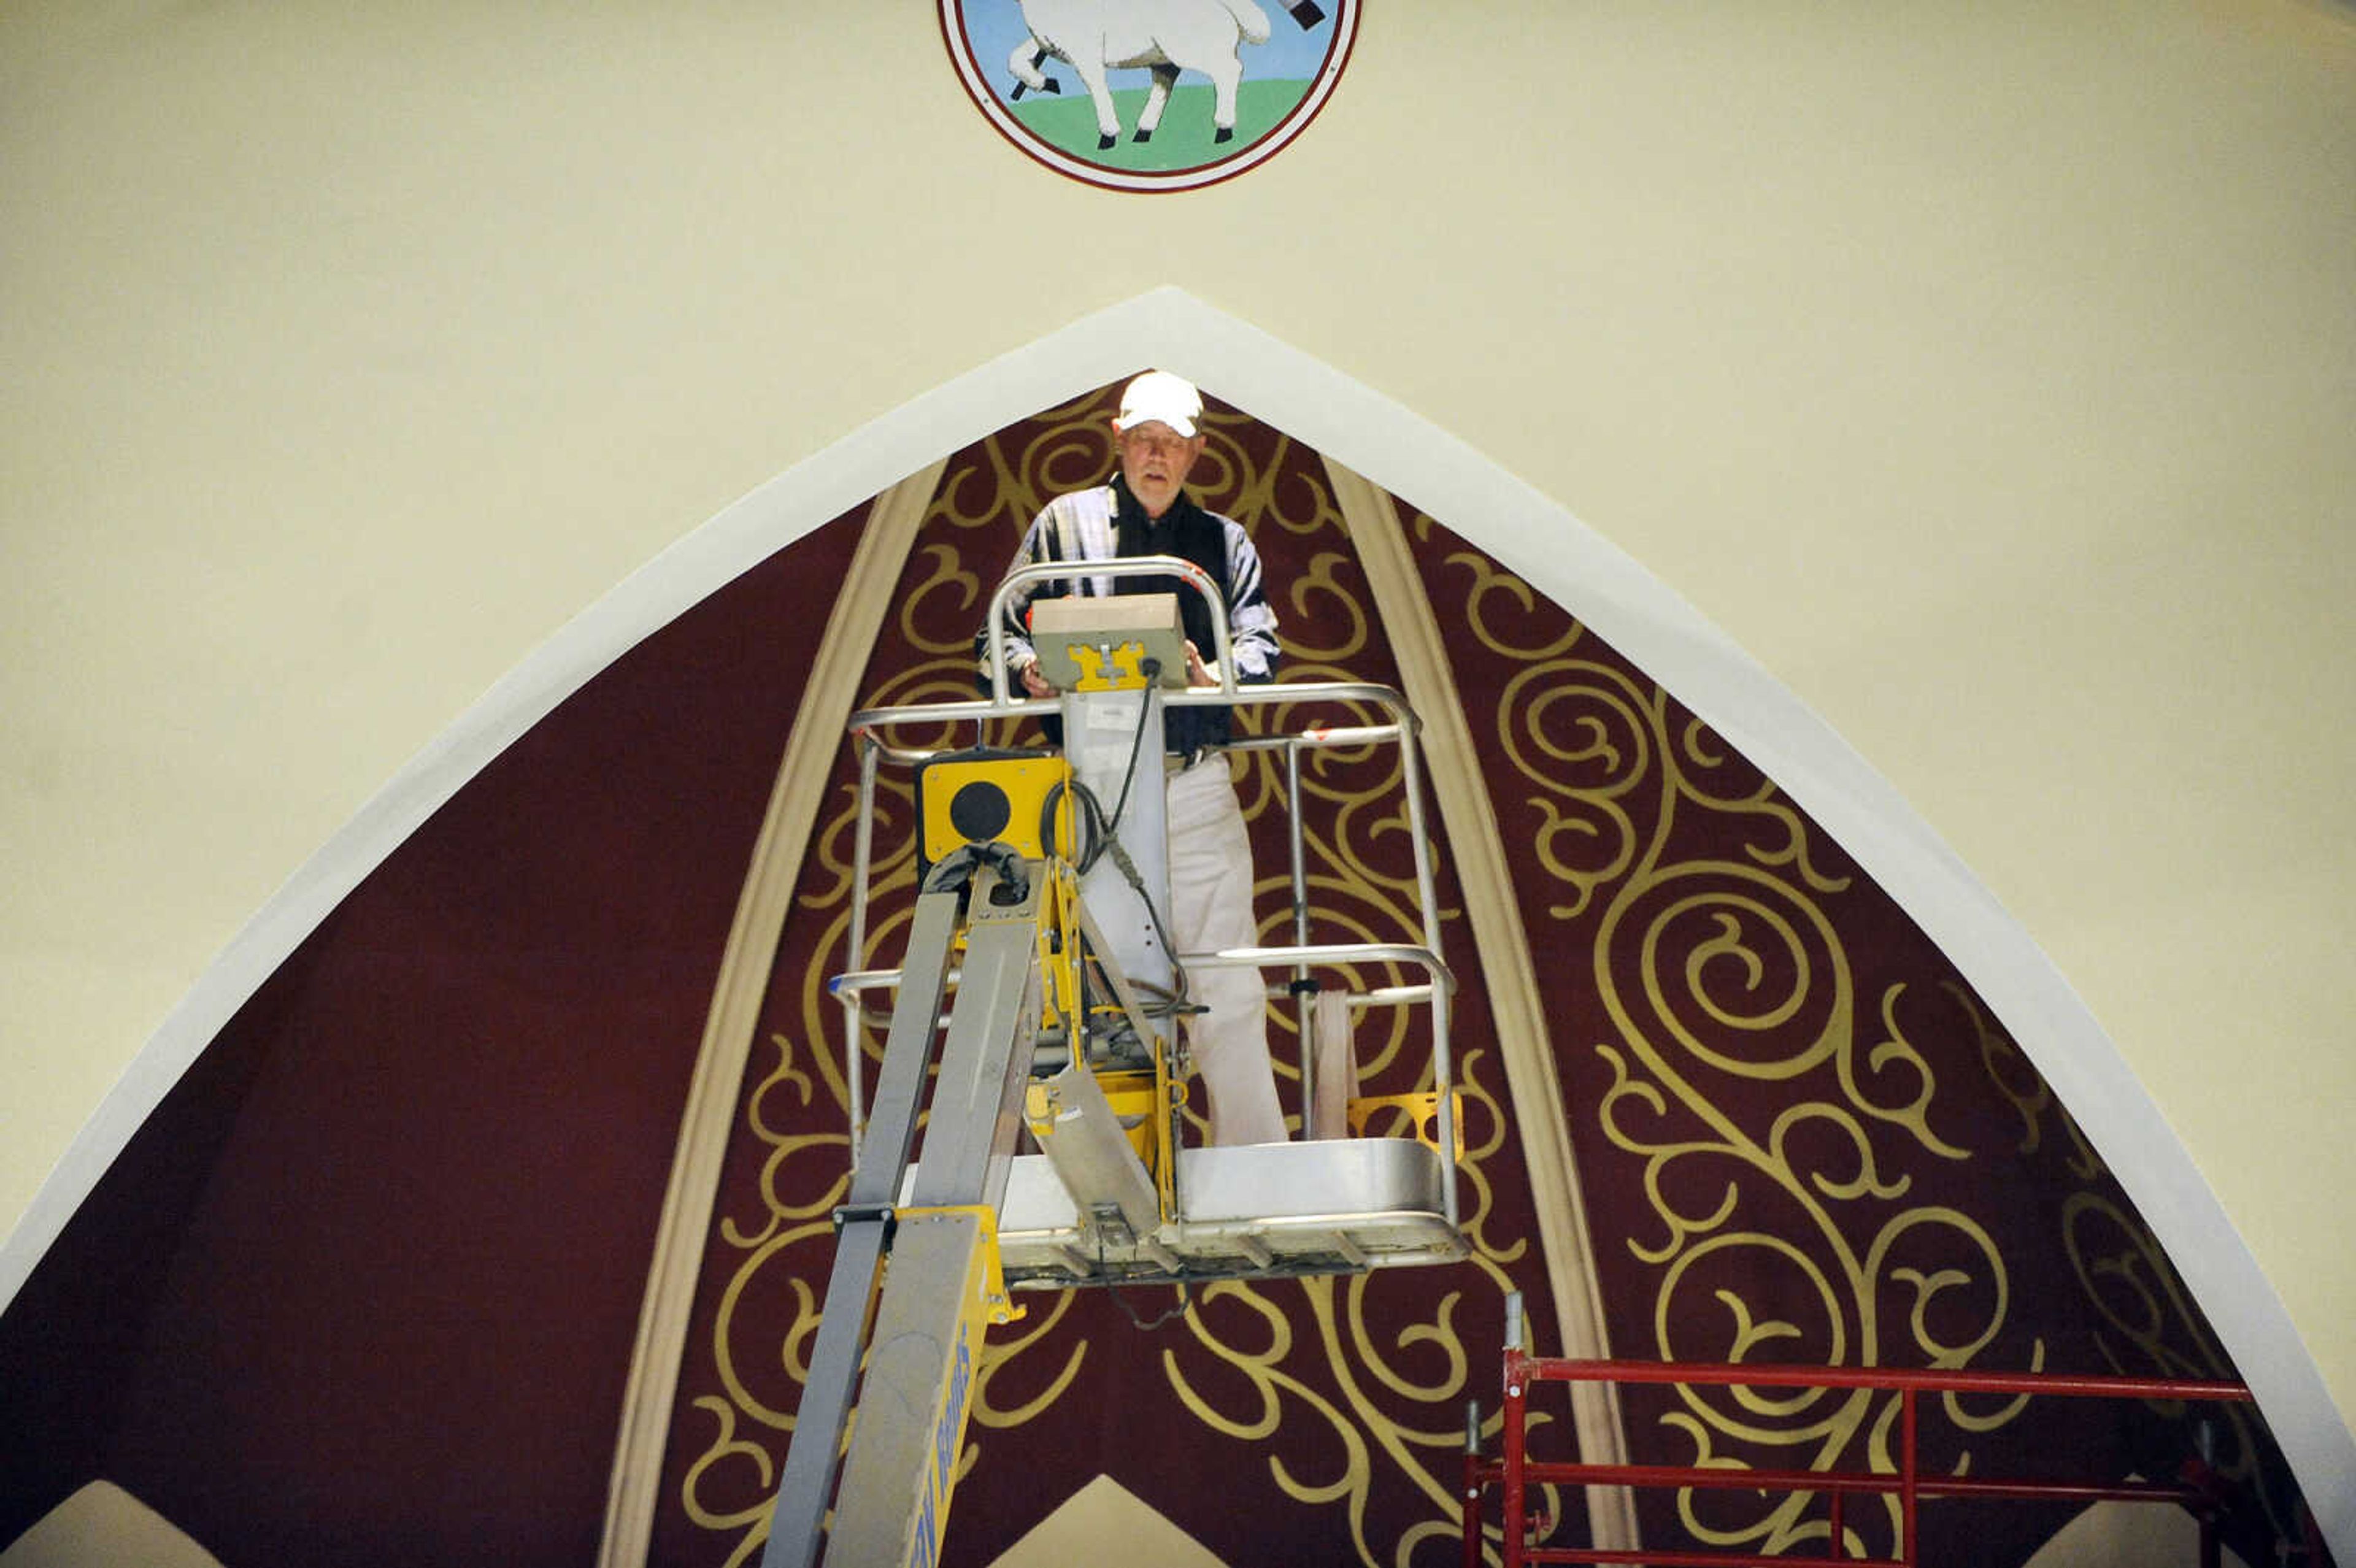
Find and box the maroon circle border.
[937,0,1360,194]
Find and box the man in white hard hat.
[982,371,1287,1147]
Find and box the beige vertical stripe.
[1322,458,1640,1553]
[596,461,947,1568]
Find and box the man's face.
[1115,420,1205,519]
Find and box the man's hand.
[1018,659,1055,699]
[1183,640,1216,688]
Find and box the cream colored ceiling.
[3,0,2350,1549]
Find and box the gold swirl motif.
[931,453,1016,536]
[1499,661,1652,801]
[718,1032,844,1251]
[894,544,985,656]
[1447,1047,1532,1268]
[1668,715,1852,897]
[1957,981,2054,1157]
[1283,551,1373,663]
[1161,1250,1577,1566]
[968,1292,1087,1431]
[1179,425,1246,505]
[1511,573,2036,1561]
[799,778,903,914]
[2062,1189,2289,1538]
[1527,794,1639,923]
[703,1028,856,1440]
[680,1396,781,1568]
[1003,397,1120,510]
[1495,659,1651,920]
[679,785,875,1563]
[1964,969,2276,1532]
[1958,981,2109,1180]
[1640,1207,2025,1555]
[710,1224,834,1431]
[1244,434,1348,539]
[1442,550,1584,661]
[1854,983,1969,1159]
[1163,1275,1504,1568]
[1611,872,1850,1088]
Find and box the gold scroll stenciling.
[1169,1265,1568,1568]
[895,543,986,656]
[1233,433,1342,540]
[1952,980,2087,1175]
[1963,990,2293,1542]
[709,1031,842,1431]
[1282,551,1376,664]
[2063,1184,2289,1536]
[1669,715,1851,897]
[1498,659,1649,921]
[680,1028,844,1559]
[1442,532,2039,1562]
[1598,870,2020,1556]
[966,1291,1085,1431]
[680,1396,783,1568]
[1448,550,1582,662]
[978,394,1120,523]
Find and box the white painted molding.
[4,286,2347,1560]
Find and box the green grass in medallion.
[1009,79,1309,171]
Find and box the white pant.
[1165,756,1287,1146]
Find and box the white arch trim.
[2,287,2347,1556]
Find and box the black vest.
[990,477,1239,756]
[1112,479,1227,657]
[1109,477,1235,756]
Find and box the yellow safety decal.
[1345,1090,1468,1159]
[1064,639,1154,691]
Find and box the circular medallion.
[939,0,1359,193]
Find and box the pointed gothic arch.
[3,288,2346,1558]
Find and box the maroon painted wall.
[1,509,864,1564]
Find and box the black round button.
[949,780,1012,843]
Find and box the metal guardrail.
[980,554,1233,707]
[831,558,1460,1221]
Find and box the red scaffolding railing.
[1461,1296,2257,1568]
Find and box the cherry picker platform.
[760,559,1469,1568]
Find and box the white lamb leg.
[1204,53,1242,140]
[1068,52,1121,147]
[1134,63,1178,141]
[1006,39,1057,98]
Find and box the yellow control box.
[917,750,1071,865]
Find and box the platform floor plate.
[987,1138,1467,1288]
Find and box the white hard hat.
[1114,371,1204,438]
